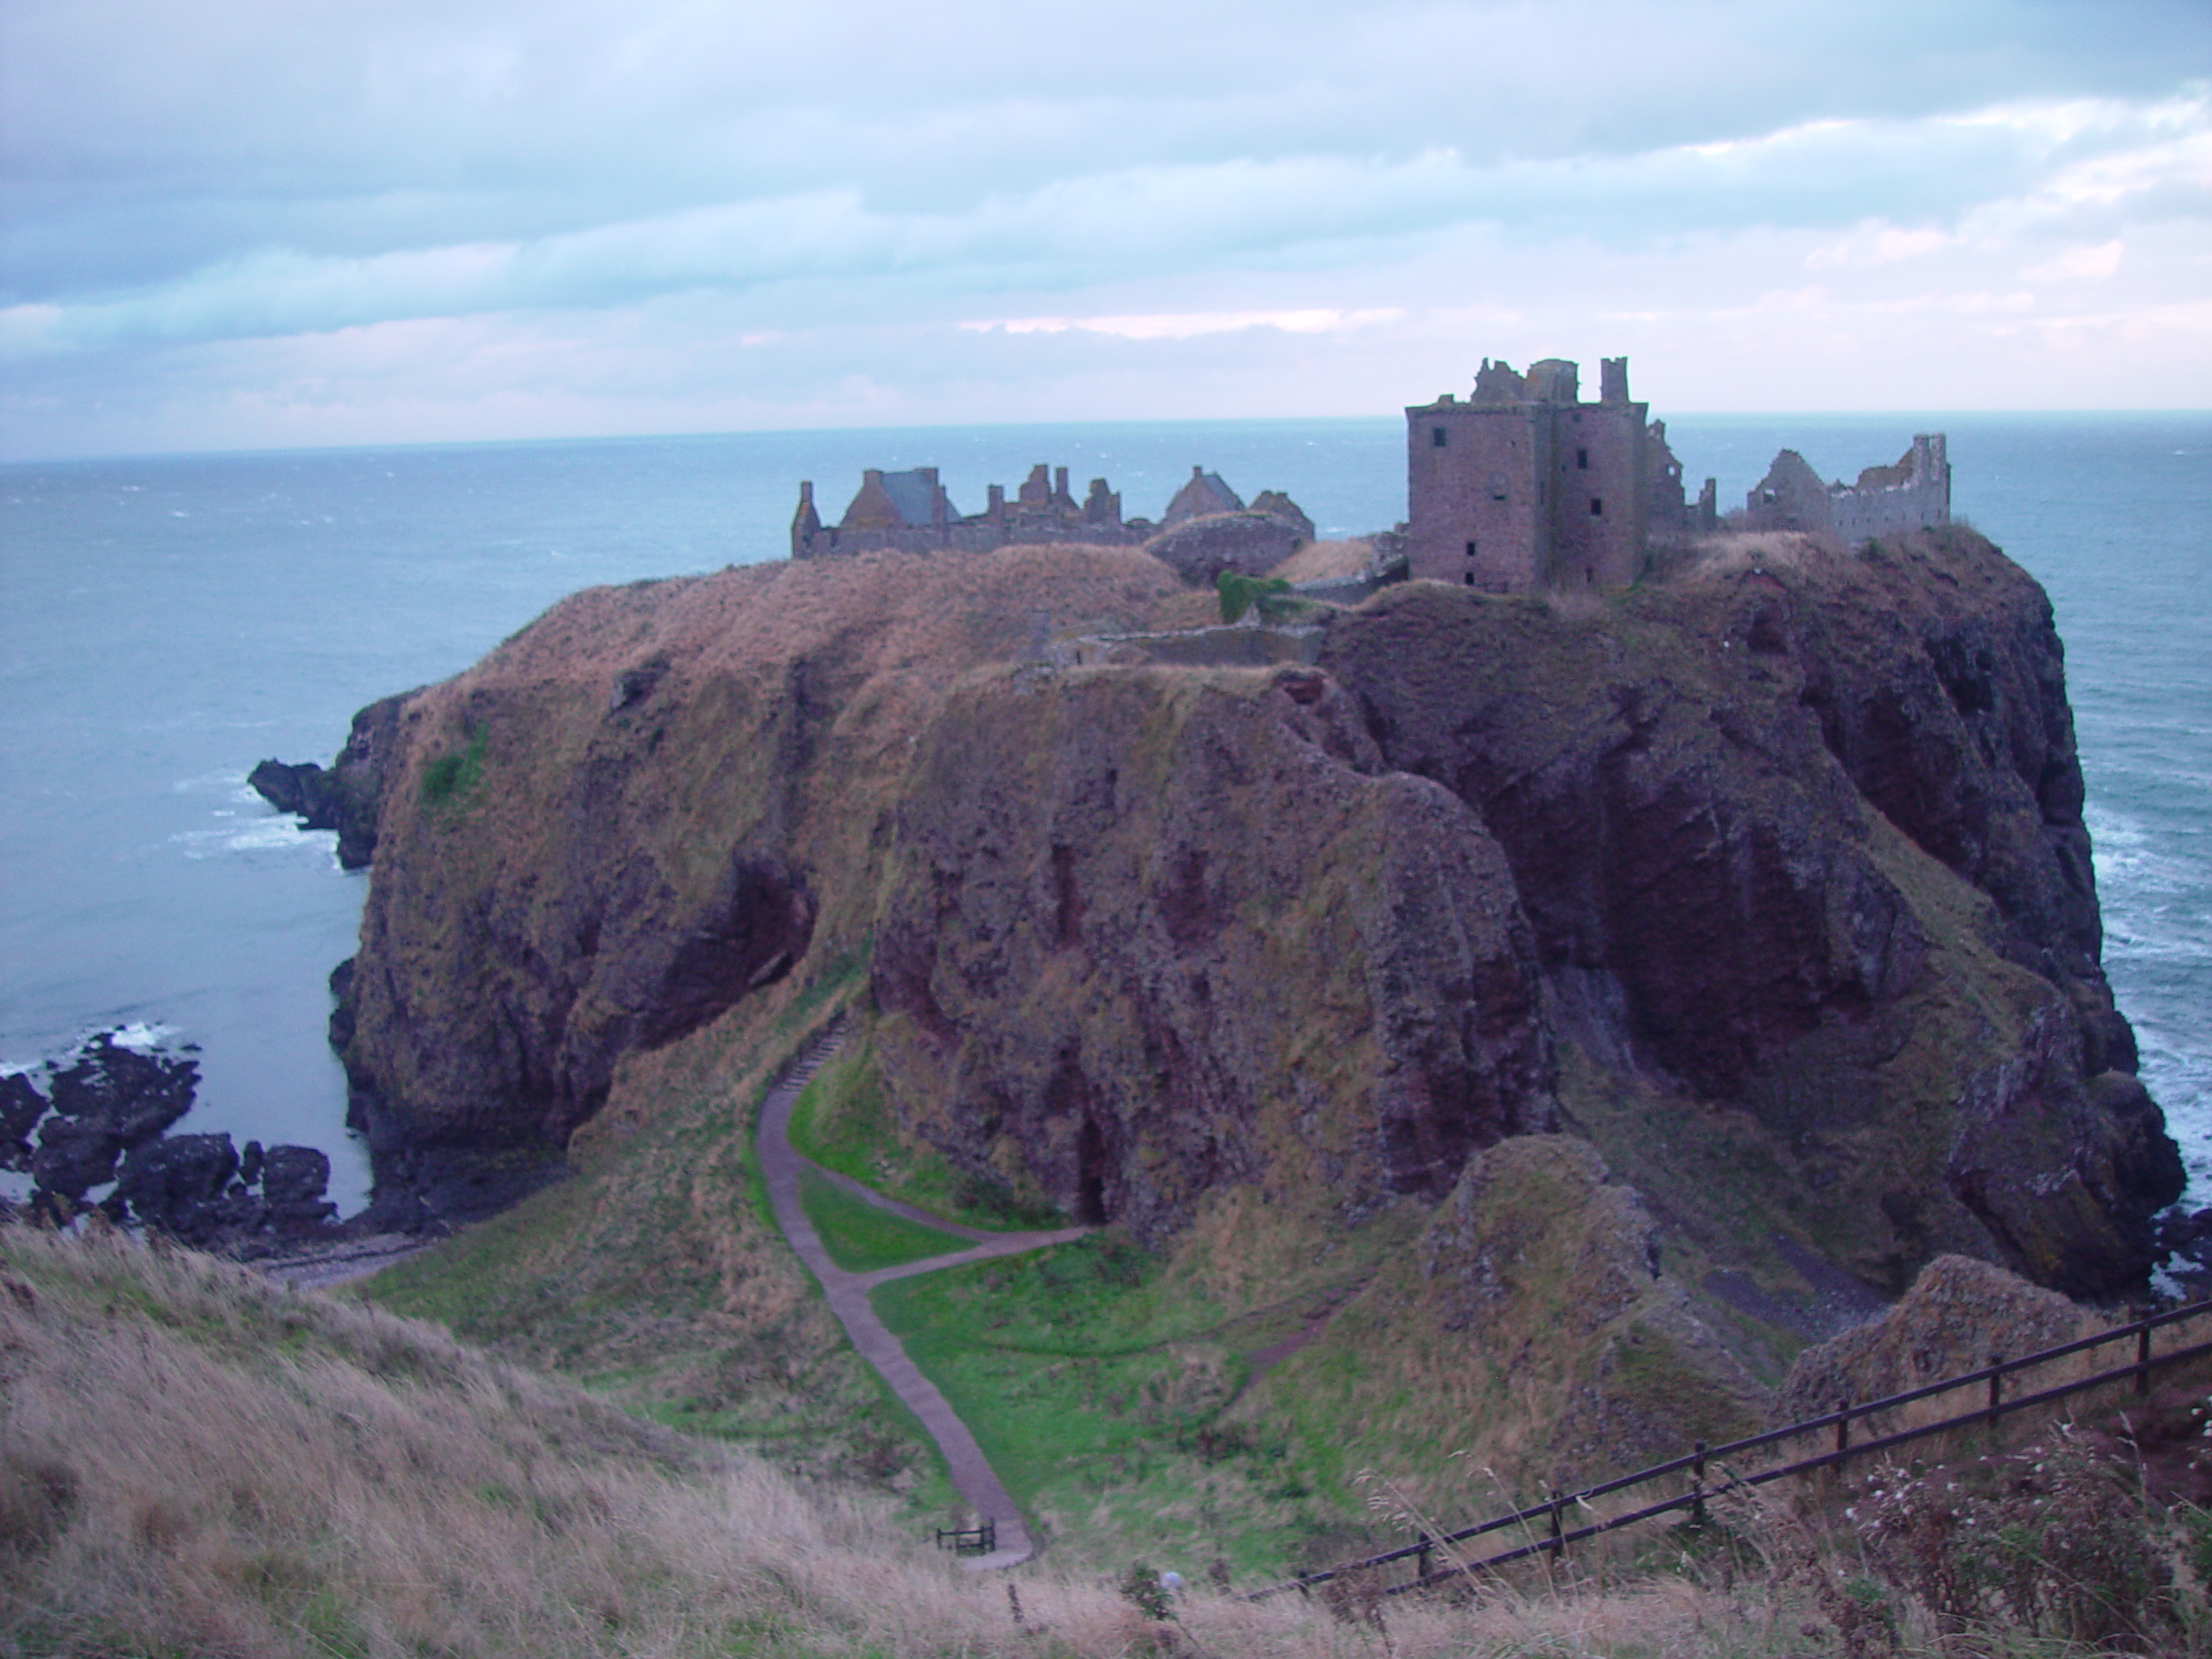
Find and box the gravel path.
[756,1020,1089,1571]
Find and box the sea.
[2,415,2206,1218]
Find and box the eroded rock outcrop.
[315,548,1198,1222]
[871,664,1557,1241]
[250,694,408,869]
[1245,1136,1767,1500]
[1770,1253,2094,1427]
[1145,512,1303,586]
[16,1035,198,1206]
[311,528,2177,1307]
[1317,531,2180,1294]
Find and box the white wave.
[169,816,340,860]
[0,1021,192,1090]
[107,1021,180,1052]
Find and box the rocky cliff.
[287,527,2178,1379]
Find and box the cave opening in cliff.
[1075,1117,1108,1224]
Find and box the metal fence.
[935,1520,998,1554]
[1251,1293,2212,1601]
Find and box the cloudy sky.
[3,0,2208,458]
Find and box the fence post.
[2138,1324,2153,1398]
[1548,1488,1565,1559]
[1690,1440,1707,1528]
[1835,1399,1851,1457]
[1988,1354,2003,1414]
[1415,1535,1431,1584]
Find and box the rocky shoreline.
[0,1027,384,1262]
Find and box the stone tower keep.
[1405,355,1695,593]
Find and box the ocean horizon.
[3,410,2206,1221]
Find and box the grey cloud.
[10,90,2204,357]
[7,0,2208,296]
[3,0,2209,454]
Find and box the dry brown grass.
[0,1222,1912,1659]
[465,543,1191,691]
[1267,540,1374,584]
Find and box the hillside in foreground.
[4,1224,2205,1658]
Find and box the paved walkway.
[755,1020,1090,1571]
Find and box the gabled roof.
[1162,466,1244,526]
[880,469,949,526]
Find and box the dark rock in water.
[114,1134,240,1243]
[250,693,409,870]
[260,1144,327,1205]
[30,1118,124,1203]
[25,1033,200,1205]
[244,759,323,819]
[0,1072,44,1171]
[327,959,357,1054]
[13,1029,351,1245]
[107,1133,339,1244]
[47,1034,197,1146]
[259,1145,338,1230]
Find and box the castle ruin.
[1406,354,1950,593]
[791,363,1951,589]
[1743,435,1951,541]
[1405,356,1713,593]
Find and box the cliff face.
[327,547,1195,1224]
[870,664,1557,1241]
[321,529,2179,1302]
[1311,533,2177,1294]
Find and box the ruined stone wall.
[1743,450,1833,535]
[1745,435,1950,542]
[1828,435,1951,541]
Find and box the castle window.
[1465,539,1478,558]
[1590,497,1603,516]
[1432,427,1448,448]
[1577,448,1589,470]
[1464,573,1476,586]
